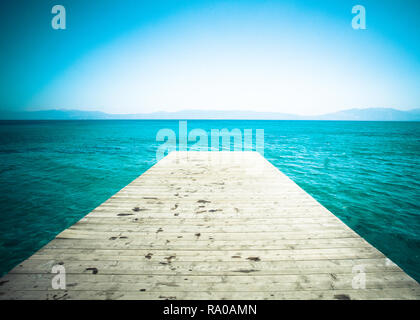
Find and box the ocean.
[0,120,419,282]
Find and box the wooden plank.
[2,288,420,300]
[0,151,418,300]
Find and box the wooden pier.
[1,151,419,299]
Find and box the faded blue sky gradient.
[0,0,419,115]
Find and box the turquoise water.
[0,120,419,281]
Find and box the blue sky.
[0,0,419,115]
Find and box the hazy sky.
[0,0,419,115]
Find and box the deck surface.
[1,151,419,300]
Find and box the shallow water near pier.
[0,120,419,282]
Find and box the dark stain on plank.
[247,257,261,262]
[234,269,258,273]
[85,267,98,274]
[145,253,153,259]
[165,255,176,263]
[159,295,176,300]
[334,294,351,300]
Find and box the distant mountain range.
[0,108,419,121]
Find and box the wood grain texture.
[1,151,419,300]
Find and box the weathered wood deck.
[1,151,419,300]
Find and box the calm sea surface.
[0,120,419,281]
